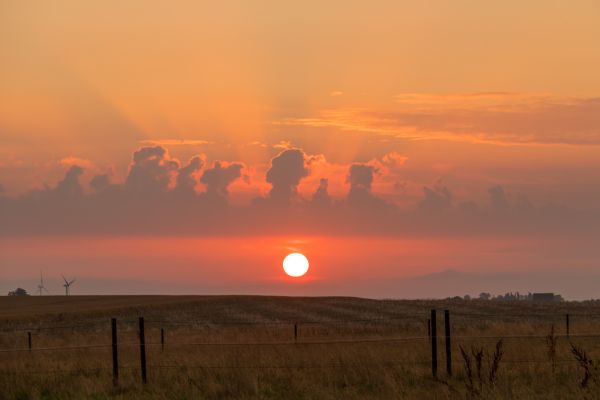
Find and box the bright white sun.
[282,253,309,277]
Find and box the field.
[2,295,600,399]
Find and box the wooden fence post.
[28,332,32,352]
[139,317,147,384]
[294,323,298,343]
[431,309,437,378]
[160,328,165,351]
[111,318,119,386]
[566,314,570,338]
[444,310,452,377]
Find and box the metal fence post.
[427,319,431,340]
[431,309,437,378]
[111,318,119,386]
[444,310,452,377]
[160,328,165,351]
[139,317,147,384]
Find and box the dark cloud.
[418,184,453,213]
[458,201,478,213]
[488,185,509,212]
[0,146,598,237]
[514,194,534,213]
[347,164,375,191]
[200,161,243,201]
[90,174,112,192]
[311,178,331,207]
[266,149,309,204]
[176,156,204,194]
[345,164,389,209]
[126,146,179,195]
[55,165,85,198]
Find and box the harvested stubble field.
[1,296,600,399]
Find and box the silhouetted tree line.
[448,292,564,302]
[7,288,29,296]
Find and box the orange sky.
[1,1,600,298]
[2,1,600,200]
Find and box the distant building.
[532,293,555,301]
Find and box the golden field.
[1,295,600,399]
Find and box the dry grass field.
[1,295,600,399]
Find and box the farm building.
[532,293,555,301]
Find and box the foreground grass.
[1,296,600,399]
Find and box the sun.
[282,253,309,277]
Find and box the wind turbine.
[37,271,49,295]
[62,275,76,296]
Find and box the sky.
[1,1,600,299]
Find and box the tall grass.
[1,296,600,399]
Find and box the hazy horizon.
[3,235,599,300]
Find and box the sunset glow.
[1,1,600,299]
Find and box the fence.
[1,310,600,386]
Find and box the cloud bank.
[0,146,598,237]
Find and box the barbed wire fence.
[2,310,600,385]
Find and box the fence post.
[139,317,147,384]
[427,319,431,340]
[444,310,452,377]
[566,314,570,338]
[431,309,437,378]
[28,332,32,352]
[160,328,165,351]
[294,323,298,343]
[111,318,119,386]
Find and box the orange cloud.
[272,140,293,150]
[139,139,214,146]
[59,156,94,169]
[275,95,600,146]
